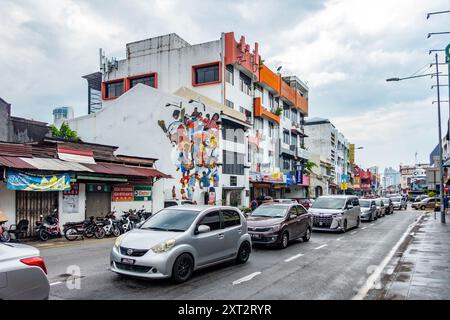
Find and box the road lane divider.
[350,231,357,235]
[50,281,63,286]
[284,253,304,262]
[336,237,344,241]
[362,227,367,230]
[314,244,327,250]
[352,213,425,300]
[232,272,261,285]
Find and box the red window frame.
[127,72,158,90]
[102,78,126,100]
[192,61,222,87]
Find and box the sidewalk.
[366,212,450,300]
[21,235,115,249]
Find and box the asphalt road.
[43,208,421,300]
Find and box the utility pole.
[434,53,446,223]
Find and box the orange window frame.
[102,78,126,100]
[126,72,158,90]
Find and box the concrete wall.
[58,183,87,229]
[0,182,16,227]
[67,84,250,208]
[0,99,11,142]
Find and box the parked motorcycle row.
[0,207,152,243]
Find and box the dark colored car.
[288,198,313,210]
[246,203,312,249]
[381,198,394,214]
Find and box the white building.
[82,32,310,205]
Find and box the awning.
[0,156,35,169]
[20,157,93,172]
[83,163,171,179]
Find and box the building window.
[291,134,298,148]
[291,109,298,123]
[239,72,252,95]
[225,99,234,109]
[269,122,274,138]
[254,118,263,131]
[193,62,220,85]
[222,123,244,143]
[283,158,290,171]
[105,81,124,99]
[130,74,156,88]
[223,150,245,175]
[269,92,274,110]
[283,103,290,120]
[283,130,290,145]
[226,64,234,85]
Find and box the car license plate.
[121,258,135,265]
[251,233,261,239]
[319,222,323,226]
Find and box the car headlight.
[332,213,343,218]
[269,225,282,232]
[115,234,124,248]
[151,239,176,253]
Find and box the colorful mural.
[158,106,220,204]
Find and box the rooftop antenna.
[415,151,418,165]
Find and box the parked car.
[287,198,313,210]
[111,205,251,283]
[374,198,386,218]
[0,243,49,300]
[309,195,361,233]
[164,200,196,208]
[359,199,378,221]
[381,197,394,214]
[412,197,440,210]
[391,196,407,210]
[272,199,297,204]
[246,203,312,249]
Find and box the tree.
[303,160,317,176]
[50,122,79,141]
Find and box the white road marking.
[232,272,261,285]
[284,253,304,262]
[352,213,426,300]
[50,281,63,286]
[336,237,344,241]
[314,244,327,250]
[362,227,367,230]
[350,231,357,235]
[369,223,375,227]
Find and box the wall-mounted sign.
[63,183,79,196]
[87,184,110,192]
[134,186,152,201]
[112,185,134,202]
[7,169,70,191]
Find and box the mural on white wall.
[158,105,220,204]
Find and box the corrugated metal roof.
[83,163,171,178]
[0,143,33,157]
[20,158,94,172]
[0,156,36,169]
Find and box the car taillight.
[20,256,48,274]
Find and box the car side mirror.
[346,205,353,210]
[289,214,297,220]
[196,225,211,235]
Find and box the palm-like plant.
[303,160,317,176]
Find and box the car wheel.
[236,241,251,264]
[341,220,347,233]
[302,227,311,242]
[420,205,426,210]
[172,253,194,283]
[279,231,289,249]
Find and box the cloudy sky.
[1,0,449,171]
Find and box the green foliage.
[241,207,252,214]
[303,160,318,176]
[274,107,283,116]
[428,191,437,198]
[50,122,79,141]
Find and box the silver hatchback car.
[111,205,251,283]
[0,243,50,300]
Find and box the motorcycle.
[0,221,10,243]
[96,212,121,237]
[136,206,152,222]
[63,216,105,241]
[35,210,61,241]
[120,210,139,233]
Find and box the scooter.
[35,209,61,241]
[96,212,121,237]
[0,221,10,242]
[136,206,152,222]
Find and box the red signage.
[112,185,134,202]
[63,183,79,196]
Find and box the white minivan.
[309,195,361,233]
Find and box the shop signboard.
[6,169,70,191]
[87,184,111,192]
[134,186,152,201]
[112,185,134,202]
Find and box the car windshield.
[311,197,346,209]
[140,209,200,232]
[251,205,287,218]
[392,197,401,202]
[359,200,372,208]
[375,200,382,205]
